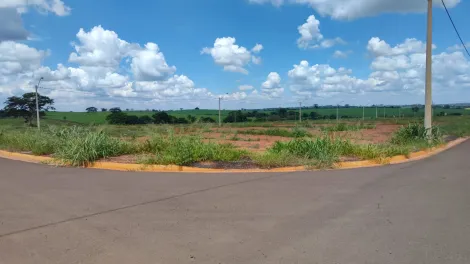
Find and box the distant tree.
[138,115,153,124]
[152,111,171,124]
[0,110,6,118]
[224,111,248,123]
[412,106,420,114]
[125,108,130,112]
[309,111,320,120]
[180,108,183,111]
[345,104,350,108]
[329,114,336,120]
[101,108,107,112]
[314,104,319,109]
[3,93,55,125]
[443,104,451,109]
[200,117,215,123]
[106,112,128,124]
[187,115,197,123]
[110,107,122,113]
[195,107,200,110]
[278,108,288,118]
[63,116,67,120]
[125,115,140,125]
[86,107,98,113]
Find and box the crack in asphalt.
[0,172,292,239]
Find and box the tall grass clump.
[141,134,246,165]
[54,130,135,167]
[266,137,353,167]
[0,128,57,155]
[391,123,442,145]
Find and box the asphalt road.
[1,141,469,264]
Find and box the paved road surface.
[1,141,469,264]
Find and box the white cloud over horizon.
[249,0,461,20]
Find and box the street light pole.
[35,77,43,130]
[376,106,378,119]
[336,105,339,123]
[362,105,365,121]
[299,102,302,122]
[424,0,433,138]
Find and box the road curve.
[1,141,470,264]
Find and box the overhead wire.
[441,0,470,57]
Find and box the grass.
[0,126,135,166]
[0,117,457,169]
[140,133,247,166]
[238,127,311,138]
[321,122,376,132]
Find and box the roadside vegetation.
[0,92,467,170]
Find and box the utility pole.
[218,97,221,127]
[424,0,433,138]
[299,102,302,122]
[362,105,365,121]
[376,106,378,119]
[383,106,386,118]
[35,77,43,130]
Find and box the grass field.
[2,113,469,169]
[44,107,469,124]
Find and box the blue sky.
[1,0,469,111]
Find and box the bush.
[391,123,442,145]
[238,128,311,138]
[141,134,246,165]
[55,130,134,166]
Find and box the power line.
[441,0,470,57]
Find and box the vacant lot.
[1,115,468,169]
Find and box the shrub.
[391,123,441,145]
[141,134,246,165]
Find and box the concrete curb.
[0,138,467,173]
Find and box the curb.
[0,138,467,173]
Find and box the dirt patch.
[101,155,139,164]
[203,132,291,152]
[191,159,259,170]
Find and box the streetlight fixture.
[35,77,44,130]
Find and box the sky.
[0,0,469,111]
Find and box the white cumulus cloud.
[297,15,345,49]
[250,0,461,20]
[261,72,284,97]
[201,37,263,74]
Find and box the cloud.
[201,37,263,74]
[333,50,352,59]
[288,60,369,97]
[250,0,461,20]
[0,8,29,42]
[131,43,176,81]
[0,0,70,42]
[297,15,345,49]
[0,0,71,16]
[289,38,470,98]
[261,72,284,97]
[239,85,254,91]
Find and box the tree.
[101,108,108,112]
[187,115,196,123]
[314,104,319,109]
[412,106,420,114]
[106,112,128,124]
[138,115,153,124]
[443,104,450,109]
[200,117,215,123]
[224,111,248,123]
[110,107,121,113]
[152,111,171,124]
[278,108,288,118]
[3,92,54,125]
[86,107,98,113]
[195,107,200,110]
[309,111,320,120]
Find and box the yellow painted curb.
[0,138,467,173]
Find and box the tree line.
[105,108,216,125]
